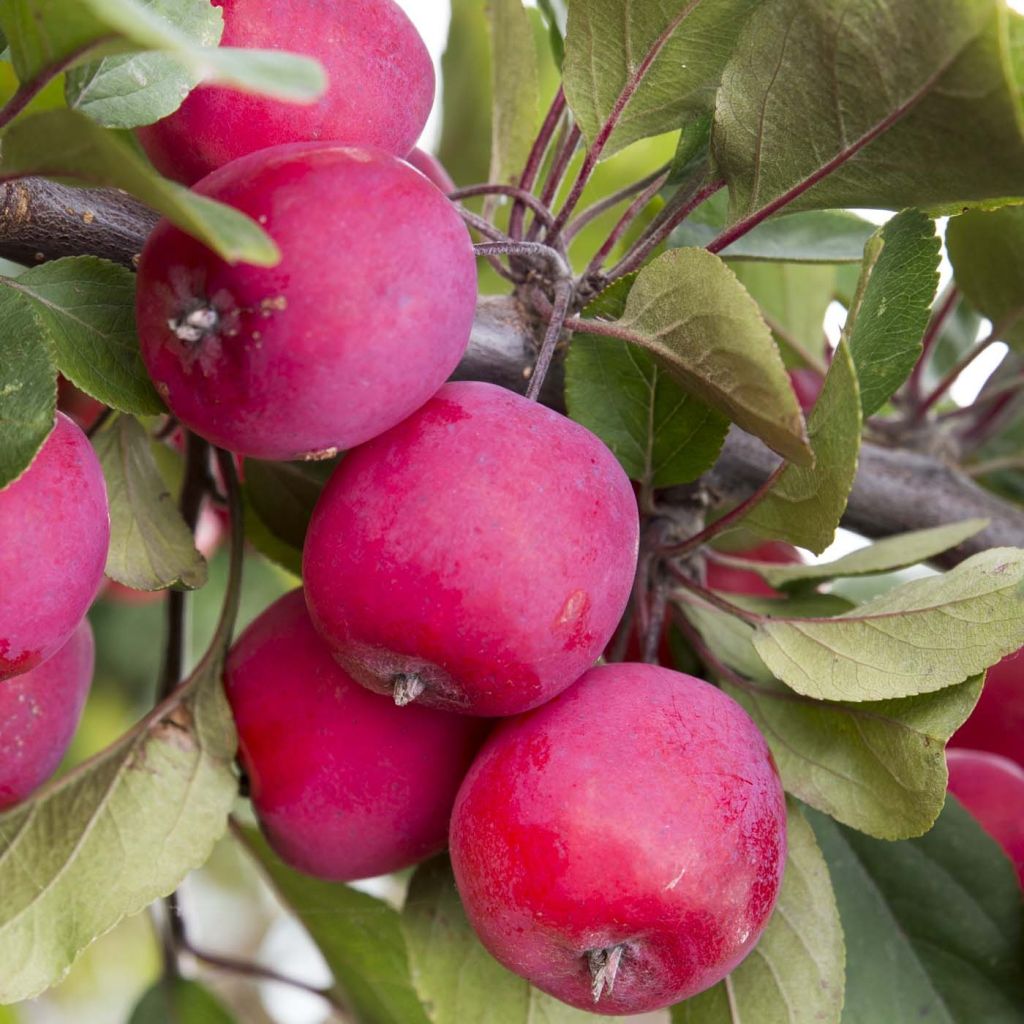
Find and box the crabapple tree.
[0,1,1023,1022]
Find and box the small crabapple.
[135,143,477,460]
[137,0,435,185]
[303,381,640,717]
[225,590,489,880]
[449,663,787,1014]
[950,648,1023,769]
[0,413,109,680]
[705,540,801,599]
[0,619,95,810]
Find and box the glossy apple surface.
[449,663,787,1014]
[303,381,640,716]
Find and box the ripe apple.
[0,619,94,809]
[137,0,435,185]
[950,648,1023,769]
[303,381,640,716]
[406,147,455,194]
[225,590,489,880]
[449,663,787,1014]
[136,143,477,460]
[946,748,1024,887]
[0,413,109,680]
[788,368,823,412]
[705,540,801,598]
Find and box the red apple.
[705,541,801,599]
[406,147,455,193]
[449,663,787,1014]
[950,648,1023,769]
[303,381,640,717]
[946,748,1024,887]
[225,590,489,880]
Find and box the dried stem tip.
[392,673,426,706]
[588,944,625,1002]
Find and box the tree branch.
[3,178,1022,563]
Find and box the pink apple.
[303,381,640,717]
[225,590,489,880]
[135,143,477,460]
[0,619,95,809]
[137,0,435,185]
[406,147,455,194]
[951,648,1023,769]
[705,541,801,599]
[449,663,787,1014]
[0,413,109,679]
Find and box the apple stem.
[392,673,425,706]
[588,943,625,1002]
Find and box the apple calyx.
[393,672,426,706]
[169,303,220,343]
[588,943,626,1002]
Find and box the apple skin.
[0,619,94,809]
[135,143,477,460]
[705,541,801,599]
[788,368,823,412]
[137,0,435,186]
[0,413,109,680]
[449,663,787,1014]
[303,381,640,717]
[406,147,456,194]
[950,648,1024,770]
[946,748,1024,887]
[225,590,490,880]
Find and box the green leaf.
[685,600,984,838]
[0,0,325,101]
[808,801,1024,1023]
[714,0,1024,218]
[93,415,207,591]
[565,334,728,488]
[3,257,163,415]
[0,640,237,1002]
[402,856,604,1023]
[487,0,541,187]
[616,247,811,465]
[0,109,279,266]
[128,978,236,1024]
[845,211,941,416]
[753,547,1024,702]
[562,0,759,158]
[0,290,56,489]
[946,205,1024,349]
[535,0,566,67]
[439,0,492,188]
[237,826,429,1024]
[721,521,990,590]
[743,339,861,553]
[65,0,221,130]
[672,191,874,263]
[243,457,336,552]
[240,489,302,579]
[671,801,844,1024]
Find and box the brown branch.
[3,179,1022,564]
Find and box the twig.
[525,278,573,402]
[668,566,765,623]
[509,87,567,241]
[564,164,671,242]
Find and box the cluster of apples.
[127,0,789,1012]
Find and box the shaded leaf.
[0,640,237,1002]
[487,0,541,186]
[562,0,760,157]
[93,415,207,591]
[237,825,429,1024]
[672,191,874,263]
[671,801,844,1024]
[753,548,1024,701]
[808,801,1024,1023]
[65,0,221,130]
[946,205,1024,350]
[744,339,861,553]
[535,0,566,67]
[4,257,163,415]
[0,110,279,266]
[402,856,604,1024]
[845,211,940,416]
[714,0,1024,217]
[243,457,336,552]
[128,978,236,1024]
[720,520,990,589]
[616,247,811,464]
[0,290,55,489]
[0,0,324,101]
